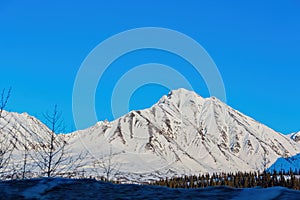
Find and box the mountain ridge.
[1,88,300,182]
[66,88,300,181]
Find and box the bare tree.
[262,149,270,172]
[0,88,35,179]
[0,87,11,117]
[0,88,17,178]
[19,128,31,179]
[30,105,84,177]
[92,145,121,181]
[21,138,29,179]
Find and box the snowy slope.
[67,89,300,181]
[0,110,53,151]
[1,89,300,181]
[0,110,55,174]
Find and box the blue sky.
[0,0,299,134]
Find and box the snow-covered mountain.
[268,153,300,172]
[0,110,56,173]
[289,132,300,143]
[0,110,52,149]
[67,88,300,181]
[1,89,300,181]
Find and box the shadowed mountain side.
[267,153,300,172]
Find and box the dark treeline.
[151,170,300,190]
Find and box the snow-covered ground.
[0,178,299,200]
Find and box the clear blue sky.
[0,0,299,134]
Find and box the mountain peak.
[167,88,203,98]
[158,88,205,107]
[166,88,225,105]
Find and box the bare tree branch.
[0,87,18,179]
[92,145,121,181]
[0,87,11,119]
[29,105,85,177]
